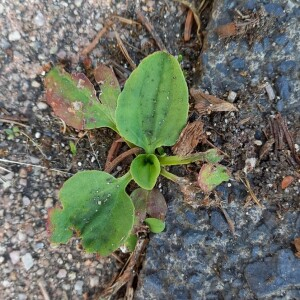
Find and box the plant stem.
[160,168,189,185]
[158,149,222,166]
[119,171,133,187]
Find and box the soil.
[0,0,299,299]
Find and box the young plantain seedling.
[45,51,229,256]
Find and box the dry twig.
[81,19,114,56]
[105,147,142,173]
[113,26,136,69]
[136,10,167,51]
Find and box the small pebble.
[227,91,237,102]
[37,102,48,110]
[68,272,76,280]
[0,256,5,264]
[57,269,67,278]
[22,196,30,206]
[89,276,99,288]
[45,198,53,208]
[34,11,45,27]
[35,132,41,139]
[18,231,27,242]
[8,31,21,42]
[265,82,275,100]
[74,280,84,294]
[21,253,34,270]
[19,168,27,178]
[74,0,83,7]
[9,251,20,264]
[254,140,263,146]
[31,80,41,88]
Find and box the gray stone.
[8,31,21,41]
[9,251,20,264]
[245,249,300,298]
[21,253,34,271]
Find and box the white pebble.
[57,269,67,278]
[45,198,53,208]
[89,276,99,288]
[77,162,82,167]
[21,253,34,270]
[35,132,41,139]
[31,80,40,88]
[74,0,83,7]
[265,82,275,100]
[22,196,30,206]
[254,140,263,146]
[8,31,21,41]
[34,11,45,27]
[9,251,20,264]
[74,280,84,294]
[37,102,48,110]
[18,232,27,242]
[227,91,237,102]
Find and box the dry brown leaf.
[172,120,205,156]
[281,176,294,189]
[293,237,300,258]
[216,22,237,38]
[190,88,238,115]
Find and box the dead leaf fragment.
[281,176,294,190]
[172,120,204,156]
[293,237,300,258]
[190,88,238,115]
[216,22,237,38]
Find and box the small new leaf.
[198,164,230,193]
[145,218,165,233]
[49,171,134,256]
[130,154,160,190]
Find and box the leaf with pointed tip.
[144,218,165,233]
[130,154,160,190]
[198,164,230,193]
[44,66,116,131]
[48,171,134,256]
[116,51,189,154]
[94,64,121,123]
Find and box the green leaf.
[116,51,189,154]
[94,64,121,123]
[124,234,138,252]
[48,171,134,256]
[158,149,223,166]
[130,154,160,190]
[198,164,230,193]
[45,66,116,131]
[144,218,165,233]
[69,141,77,156]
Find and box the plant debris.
[172,120,205,156]
[281,176,294,190]
[190,88,238,115]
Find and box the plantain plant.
[45,51,229,256]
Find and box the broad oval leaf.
[116,51,189,153]
[45,66,116,131]
[144,218,165,233]
[198,164,230,193]
[48,171,134,256]
[130,154,160,190]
